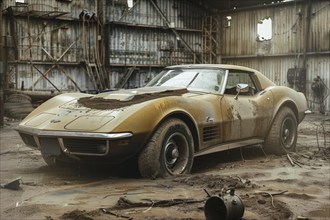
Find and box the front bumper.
[16,125,133,157]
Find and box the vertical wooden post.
[0,0,4,127]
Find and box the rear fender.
[265,99,296,139]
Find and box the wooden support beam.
[32,42,77,90]
[32,65,60,92]
[149,0,201,63]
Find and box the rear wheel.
[264,107,298,155]
[138,118,194,178]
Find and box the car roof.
[166,64,257,72]
[166,64,276,89]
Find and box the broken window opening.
[127,0,134,8]
[257,17,272,41]
[225,16,232,28]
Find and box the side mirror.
[234,83,249,100]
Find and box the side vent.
[203,126,220,142]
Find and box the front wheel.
[264,107,298,155]
[138,118,194,178]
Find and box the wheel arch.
[268,100,298,134]
[264,101,299,155]
[155,111,200,153]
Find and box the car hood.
[20,87,191,132]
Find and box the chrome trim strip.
[16,126,133,139]
[220,69,229,95]
[58,138,67,152]
[33,136,41,149]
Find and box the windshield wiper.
[186,72,199,87]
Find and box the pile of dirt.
[78,89,188,110]
[241,193,293,219]
[61,209,101,220]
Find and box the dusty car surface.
[16,64,308,178]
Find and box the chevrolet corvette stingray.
[16,64,308,178]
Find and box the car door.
[220,70,274,142]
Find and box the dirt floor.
[0,113,329,220]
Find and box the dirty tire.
[138,118,194,178]
[4,94,34,119]
[4,102,34,119]
[5,93,31,103]
[264,107,297,155]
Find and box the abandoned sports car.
[16,64,308,178]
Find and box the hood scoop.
[78,88,188,110]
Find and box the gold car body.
[16,64,308,164]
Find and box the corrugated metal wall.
[13,65,90,91]
[105,0,204,29]
[2,0,99,91]
[2,0,207,91]
[221,1,330,112]
[106,0,205,67]
[222,1,330,56]
[108,26,200,66]
[3,0,97,19]
[104,0,207,89]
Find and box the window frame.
[223,70,260,96]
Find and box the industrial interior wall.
[107,26,200,66]
[104,0,206,88]
[3,0,208,91]
[221,1,330,113]
[109,67,160,89]
[2,0,97,17]
[2,0,100,91]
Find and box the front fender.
[111,96,207,154]
[21,93,92,123]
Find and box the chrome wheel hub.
[281,117,296,149]
[163,132,190,175]
[165,141,179,167]
[283,128,290,140]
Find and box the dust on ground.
[0,114,329,220]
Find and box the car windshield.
[146,68,226,93]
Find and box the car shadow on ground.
[32,146,268,181]
[34,158,141,182]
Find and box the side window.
[225,71,258,96]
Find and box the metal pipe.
[303,0,312,69]
[204,189,245,220]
